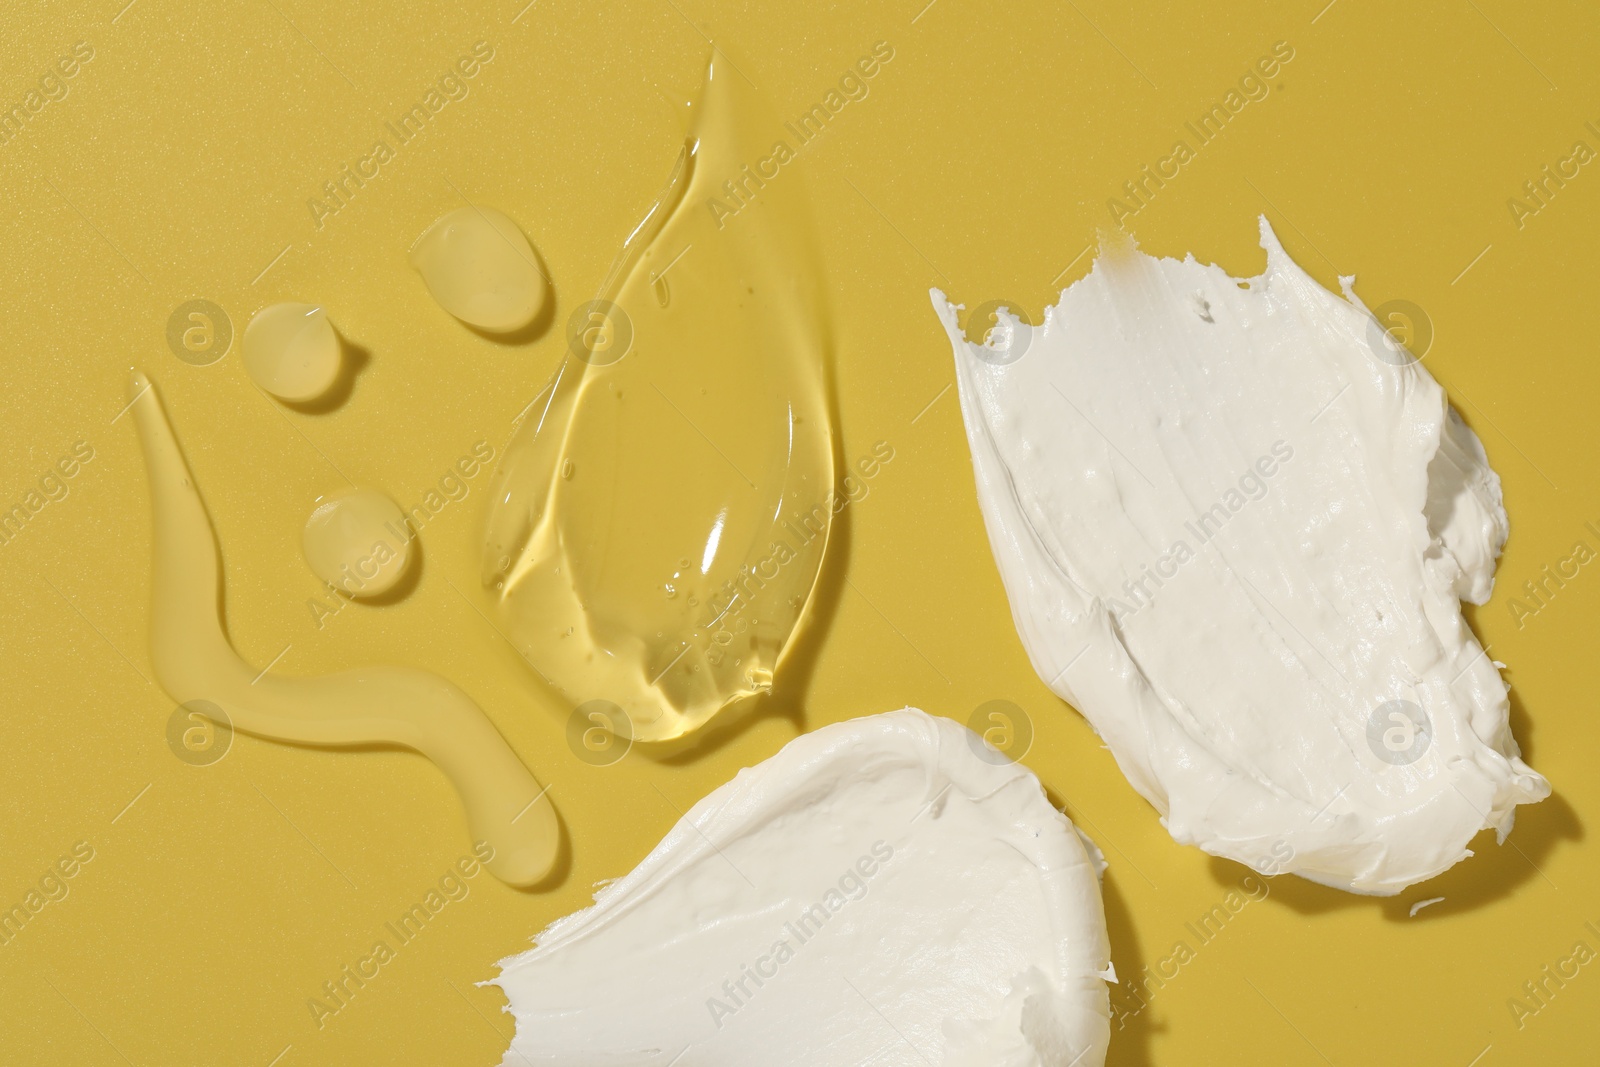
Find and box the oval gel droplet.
[242,303,341,403]
[412,206,546,333]
[303,488,413,598]
[483,54,834,743]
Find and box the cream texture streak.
[931,218,1549,895]
[491,709,1114,1066]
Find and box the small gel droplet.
[243,303,341,403]
[411,207,546,333]
[303,488,412,598]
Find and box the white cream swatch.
[930,218,1549,895]
[491,709,1114,1066]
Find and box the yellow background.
[2,0,1597,1063]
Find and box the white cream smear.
[491,710,1113,1066]
[930,218,1549,895]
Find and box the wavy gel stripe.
[129,371,558,887]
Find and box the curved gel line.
[129,371,558,887]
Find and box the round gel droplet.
[242,303,342,403]
[411,206,546,333]
[303,488,412,598]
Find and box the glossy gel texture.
[129,371,558,886]
[411,206,547,333]
[242,303,341,402]
[302,487,412,598]
[483,56,833,742]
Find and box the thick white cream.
[931,219,1549,895]
[491,710,1113,1065]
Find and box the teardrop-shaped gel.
[411,206,547,333]
[483,55,834,742]
[242,303,341,402]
